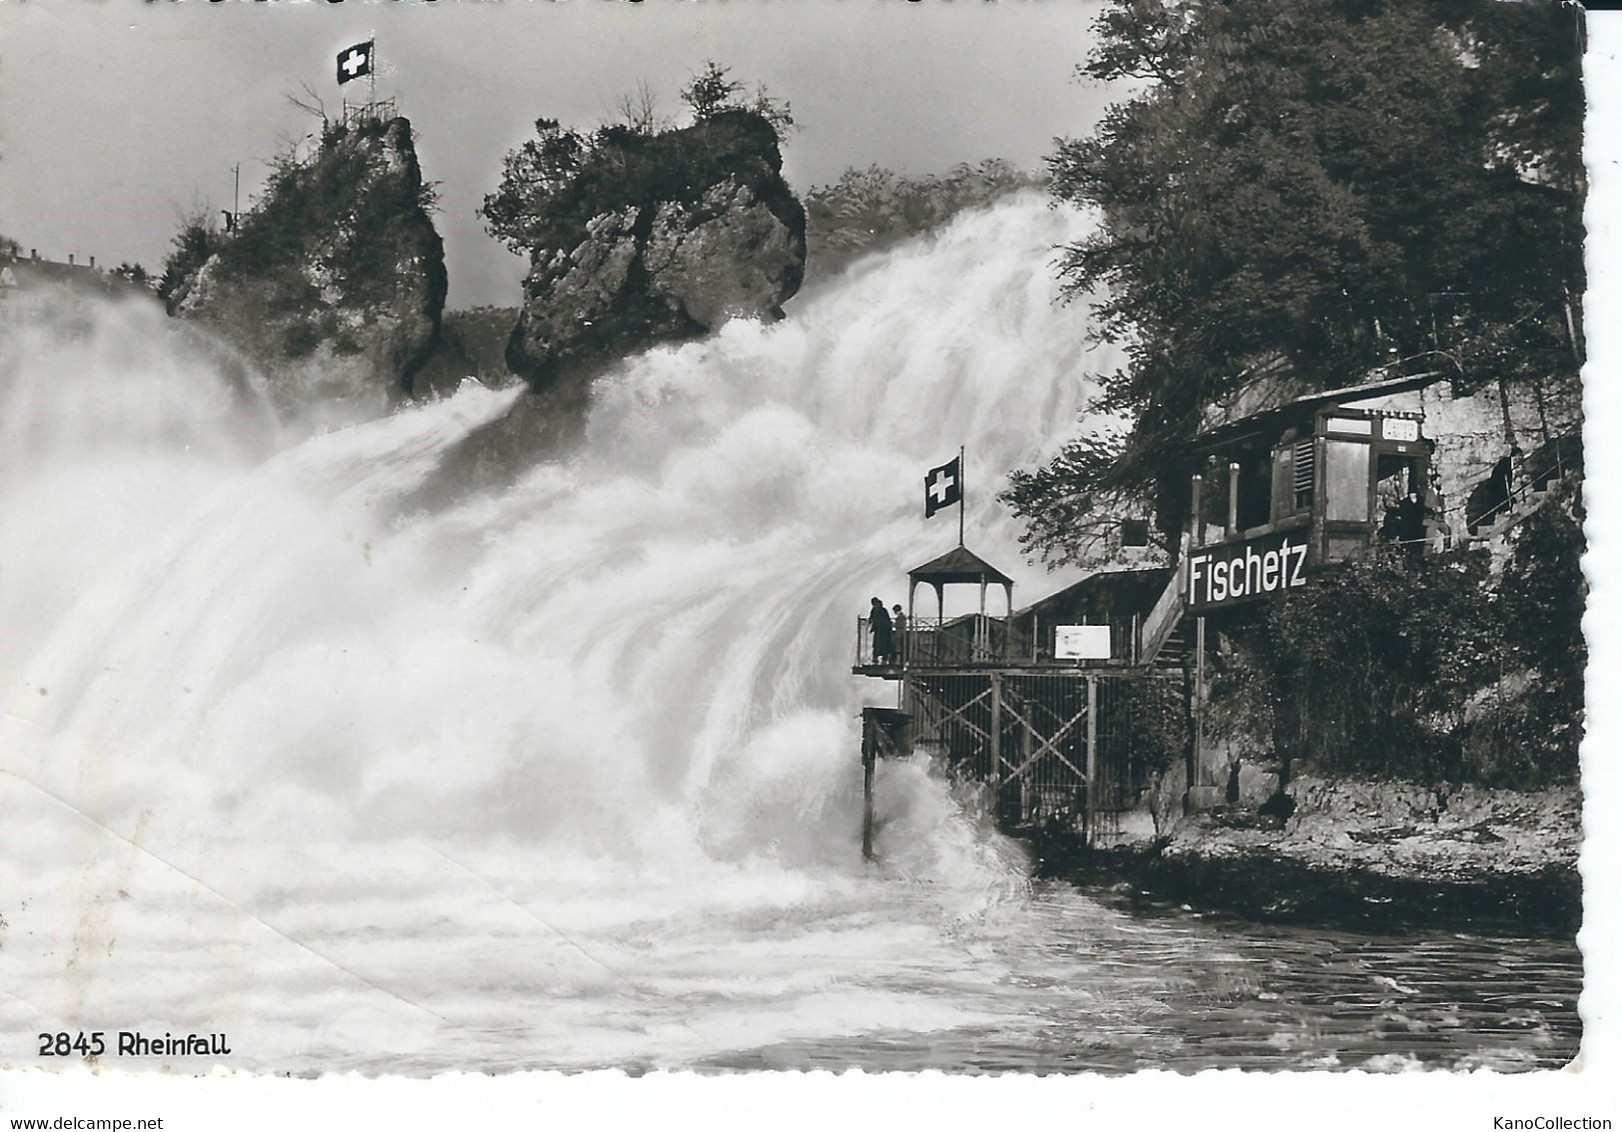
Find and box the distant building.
[0,248,152,328]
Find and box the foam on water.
[2,192,1108,854]
[0,196,1118,1067]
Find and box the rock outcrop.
[165,115,447,416]
[506,110,805,400]
[400,111,805,508]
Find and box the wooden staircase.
[1137,560,1190,670]
[1463,478,1565,544]
[1463,440,1579,545]
[1149,618,1193,670]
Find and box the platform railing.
[339,96,397,127]
[855,615,1034,669]
[1466,441,1578,535]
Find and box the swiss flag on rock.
[336,40,373,85]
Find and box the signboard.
[1054,624,1112,660]
[1185,532,1309,613]
[1325,415,1373,435]
[1382,417,1420,442]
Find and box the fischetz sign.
[1185,532,1308,612]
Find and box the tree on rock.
[680,62,744,120]
[478,71,805,402]
[681,61,795,139]
[157,211,222,312]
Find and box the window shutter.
[1293,439,1315,507]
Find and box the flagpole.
[958,444,966,548]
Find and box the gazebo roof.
[907,545,1014,587]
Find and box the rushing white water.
[0,197,1579,1074]
[0,196,1120,1069]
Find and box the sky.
[0,0,1118,308]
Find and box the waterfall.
[0,194,1132,1069]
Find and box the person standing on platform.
[869,598,895,665]
[891,604,907,664]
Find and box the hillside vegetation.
[1009,0,1584,546]
[802,160,1037,282]
[1006,0,1585,792]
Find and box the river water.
[0,196,1580,1074]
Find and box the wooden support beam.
[1195,615,1207,786]
[1226,460,1240,539]
[1085,675,1099,848]
[918,683,994,745]
[862,738,875,862]
[1191,472,1204,547]
[1000,702,1089,784]
[988,672,1003,786]
[859,707,911,862]
[1018,691,1033,817]
[1004,740,1088,787]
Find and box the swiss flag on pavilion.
[924,456,962,518]
[336,40,374,85]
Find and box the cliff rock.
[166,115,447,416]
[506,110,805,399]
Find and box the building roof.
[907,545,1014,587]
[1192,370,1445,454]
[1013,567,1174,626]
[0,255,125,297]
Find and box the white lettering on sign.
[1186,535,1309,611]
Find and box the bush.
[1490,479,1585,783]
[1202,509,1584,790]
[218,117,421,312]
[680,61,794,139]
[159,116,438,331]
[1208,547,1504,783]
[1107,671,1186,783]
[156,214,222,312]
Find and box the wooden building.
[851,373,1585,852]
[853,547,1180,854]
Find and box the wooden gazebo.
[906,545,1015,624]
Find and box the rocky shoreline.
[1029,774,1583,937]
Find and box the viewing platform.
[852,547,1174,678]
[850,374,1583,858]
[849,543,1181,854]
[851,613,1142,678]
